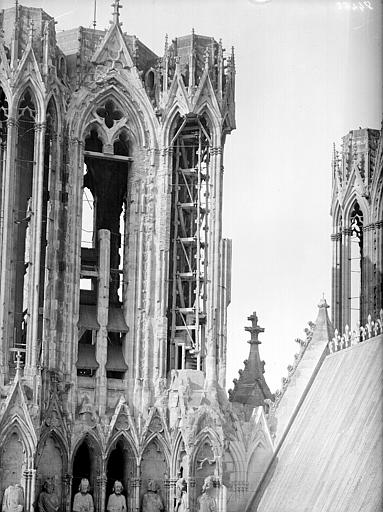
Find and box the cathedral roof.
[229,312,274,406]
[248,329,383,512]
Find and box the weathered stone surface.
[0,4,274,512]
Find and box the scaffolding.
[168,116,210,371]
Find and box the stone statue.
[197,476,216,512]
[72,479,93,512]
[141,480,164,512]
[38,480,59,512]
[174,478,188,512]
[106,481,126,512]
[2,485,24,512]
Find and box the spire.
[11,0,20,69]
[93,0,97,30]
[163,34,169,92]
[111,0,122,25]
[228,311,274,407]
[310,296,334,346]
[164,33,168,54]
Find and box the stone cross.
[245,312,264,344]
[111,0,123,24]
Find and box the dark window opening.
[106,332,127,379]
[12,89,36,358]
[0,87,8,146]
[76,329,98,377]
[113,131,130,156]
[0,87,8,279]
[350,201,363,327]
[167,115,210,373]
[83,145,129,304]
[38,99,58,348]
[85,129,103,153]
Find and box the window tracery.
[96,100,123,129]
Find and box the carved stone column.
[187,477,196,512]
[22,467,36,512]
[96,229,110,416]
[163,478,171,512]
[168,478,177,512]
[63,473,72,512]
[25,121,46,383]
[205,145,223,392]
[96,474,107,512]
[131,477,141,512]
[0,117,18,385]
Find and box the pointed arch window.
[349,201,363,328]
[38,99,58,351]
[78,122,130,379]
[11,89,37,369]
[0,86,8,245]
[167,115,211,373]
[0,86,8,147]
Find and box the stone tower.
[331,127,383,330]
[0,3,274,512]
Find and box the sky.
[2,0,381,391]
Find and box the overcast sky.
[3,0,381,391]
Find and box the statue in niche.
[38,480,60,512]
[2,484,24,512]
[197,477,216,512]
[106,481,126,512]
[141,480,164,512]
[72,479,93,512]
[174,478,188,512]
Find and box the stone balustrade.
[329,310,383,353]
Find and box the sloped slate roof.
[250,334,383,512]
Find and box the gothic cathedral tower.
[0,4,275,512]
[331,127,383,330]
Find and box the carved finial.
[164,33,168,53]
[204,46,209,68]
[29,19,34,42]
[111,0,122,25]
[245,312,264,344]
[93,0,97,30]
[15,350,23,378]
[318,295,329,309]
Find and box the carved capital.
[35,122,46,133]
[7,117,17,128]
[70,138,84,147]
[162,146,174,157]
[210,146,222,156]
